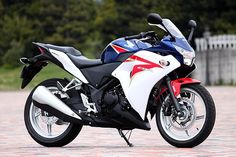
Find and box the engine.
[103,90,118,109]
[101,86,131,114]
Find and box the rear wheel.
[156,84,215,147]
[24,79,83,147]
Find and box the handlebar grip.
[125,34,142,40]
[125,31,156,40]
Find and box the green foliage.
[0,63,71,90]
[3,40,24,68]
[0,0,235,67]
[46,0,97,53]
[0,1,3,15]
[0,14,36,62]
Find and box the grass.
[0,63,72,90]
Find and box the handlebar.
[124,34,142,40]
[125,31,156,40]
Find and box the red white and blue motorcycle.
[20,13,215,148]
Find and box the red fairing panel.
[171,78,201,96]
[111,44,128,53]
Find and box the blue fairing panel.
[101,38,152,63]
[145,36,184,64]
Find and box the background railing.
[194,35,236,85]
[195,35,236,51]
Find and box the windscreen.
[157,19,185,38]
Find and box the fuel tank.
[101,38,152,63]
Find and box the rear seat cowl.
[45,44,82,56]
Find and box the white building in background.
[194,35,236,85]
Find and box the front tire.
[156,84,216,147]
[24,78,83,147]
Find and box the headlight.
[173,45,195,66]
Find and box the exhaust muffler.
[32,86,82,120]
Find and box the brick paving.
[0,87,236,157]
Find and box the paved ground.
[0,86,236,157]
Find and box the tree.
[0,14,36,66]
[0,0,235,67]
[45,0,98,57]
[3,40,24,67]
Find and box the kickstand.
[118,129,134,147]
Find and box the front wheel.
[156,84,216,147]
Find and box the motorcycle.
[20,13,216,148]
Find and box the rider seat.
[38,43,103,68]
[67,53,102,68]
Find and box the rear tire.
[156,84,216,147]
[24,78,83,147]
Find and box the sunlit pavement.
[0,86,236,157]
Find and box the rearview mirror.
[188,20,197,29]
[147,13,163,25]
[187,20,197,43]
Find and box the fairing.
[112,50,181,119]
[49,48,89,83]
[153,19,195,65]
[101,38,152,63]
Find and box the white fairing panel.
[112,50,180,119]
[49,49,88,83]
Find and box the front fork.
[164,76,201,116]
[165,76,182,116]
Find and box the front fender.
[171,78,201,96]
